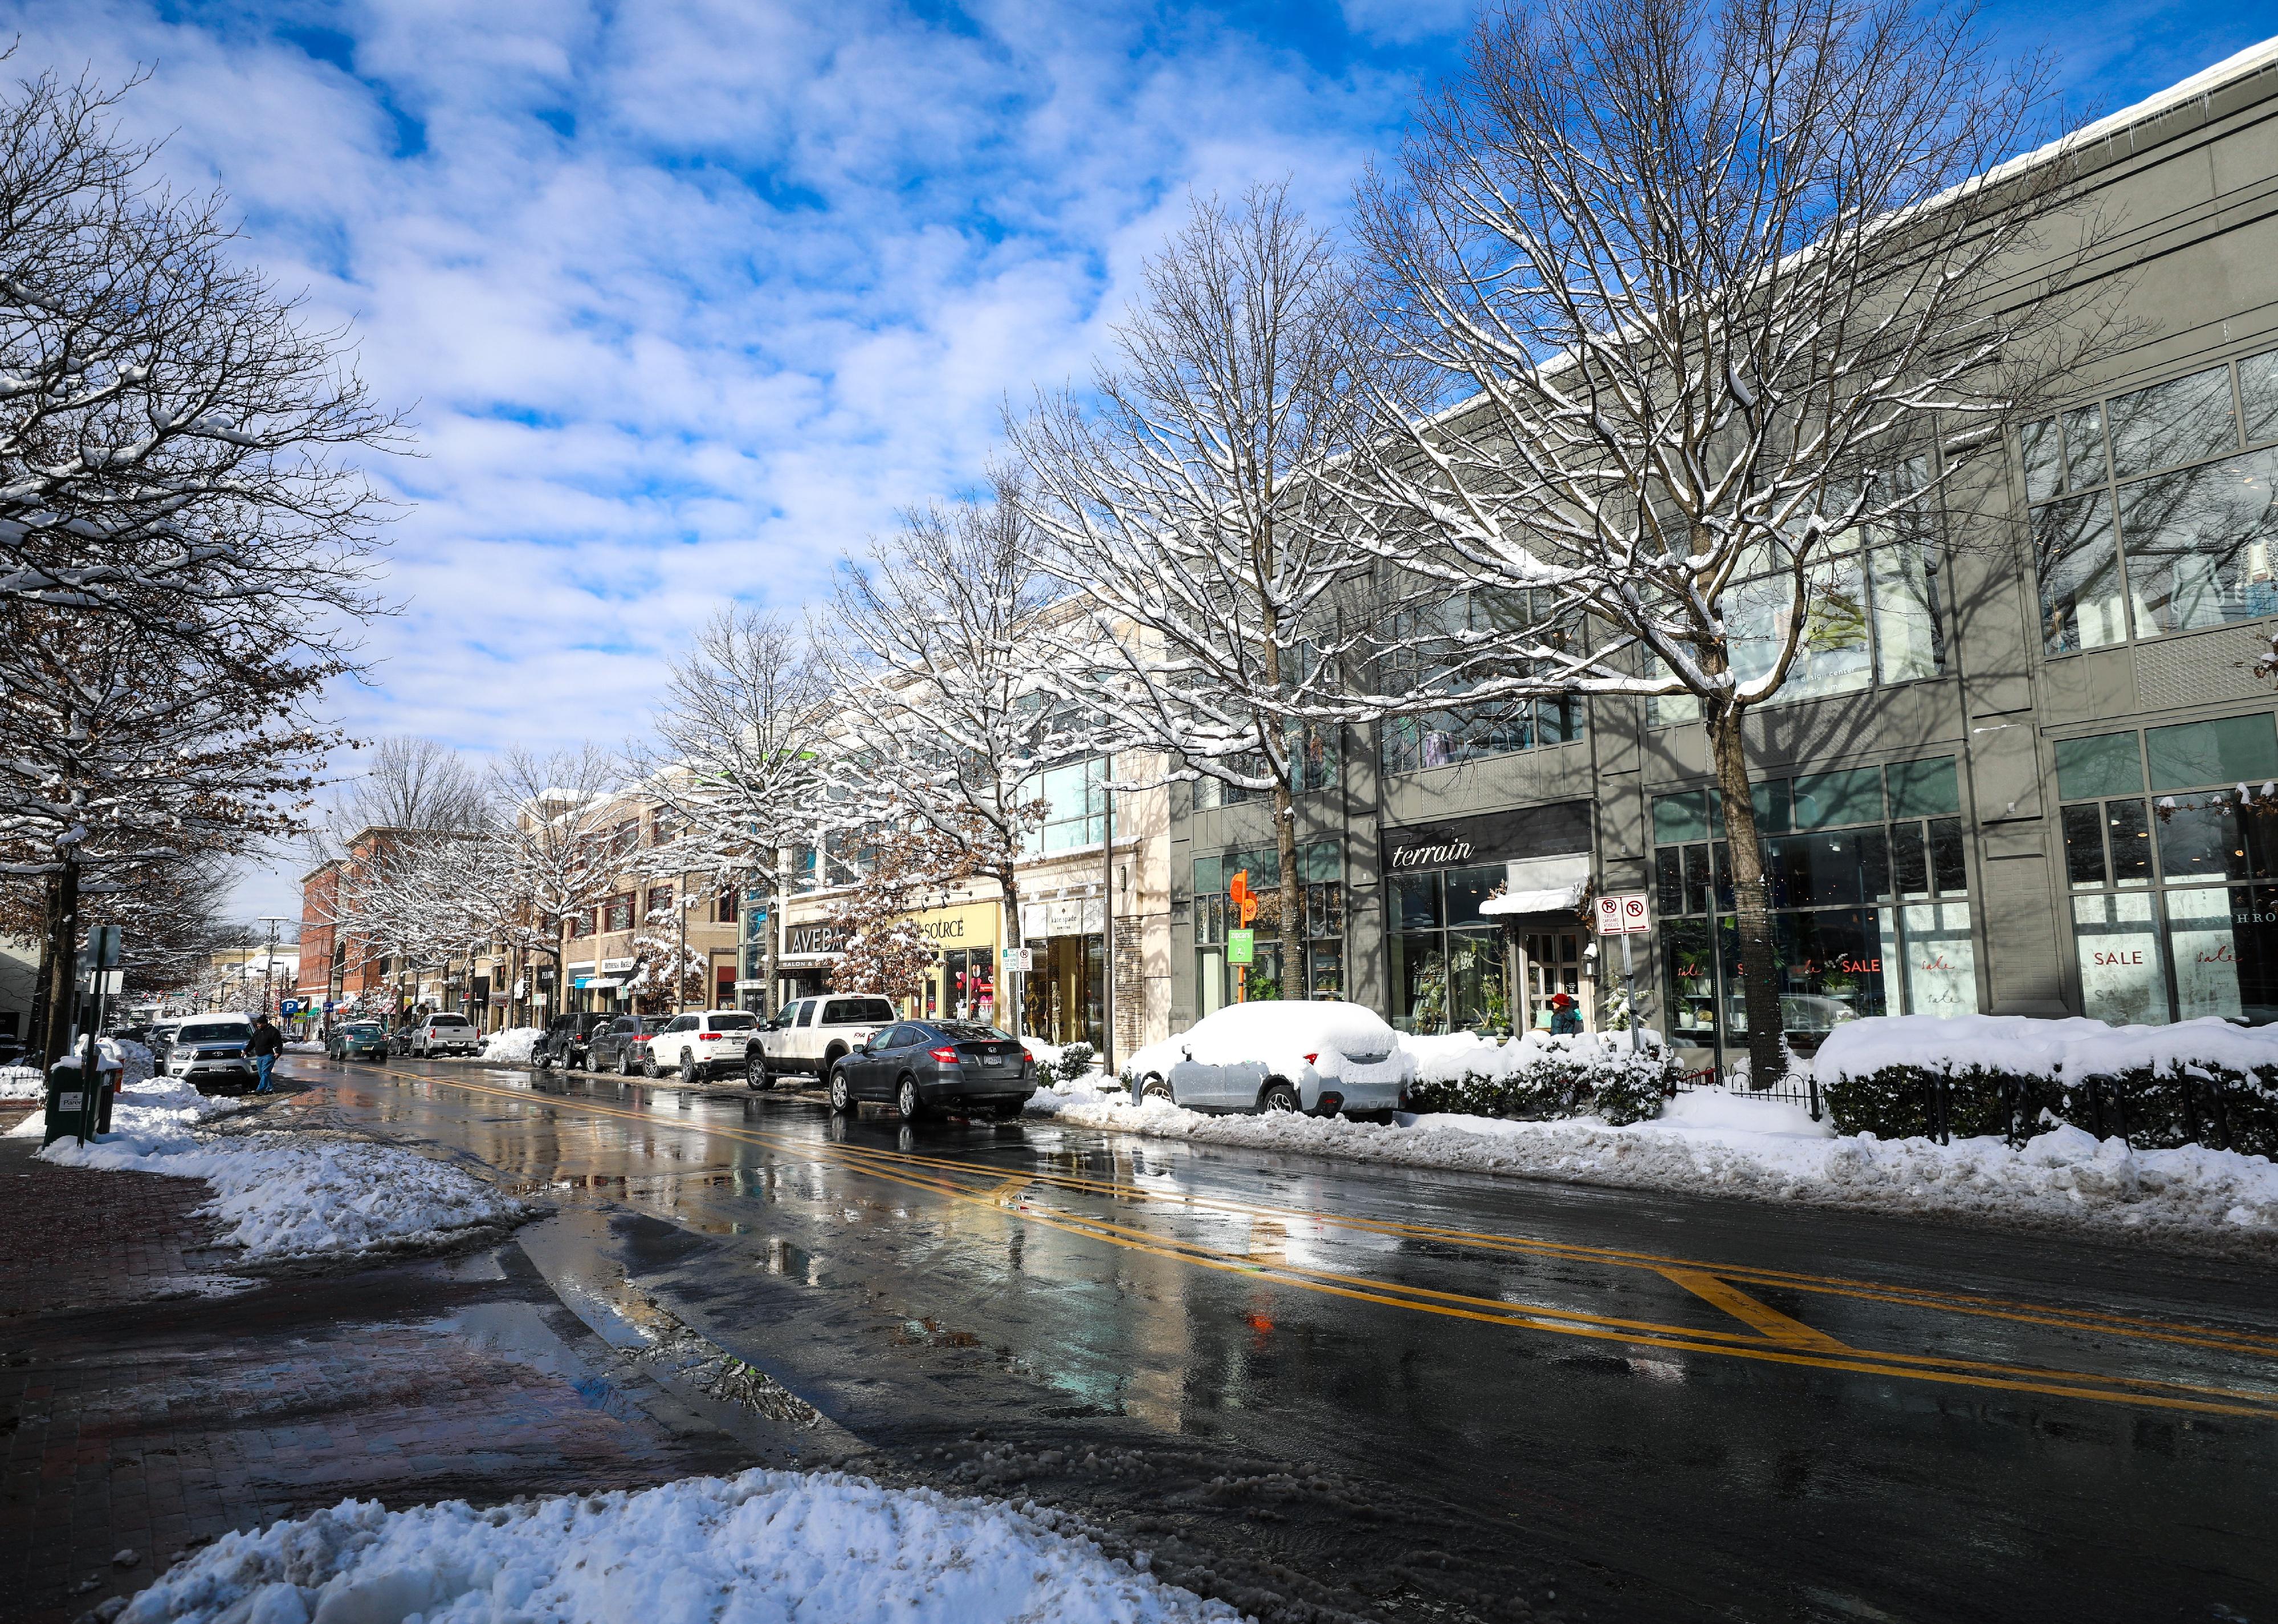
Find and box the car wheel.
[618,1050,634,1076]
[746,1051,773,1091]
[896,1074,924,1122]
[828,1066,854,1115]
[1142,1075,1173,1104]
[534,1050,552,1072]
[680,1048,698,1082]
[642,1052,659,1079]
[1260,1081,1301,1114]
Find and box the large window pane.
[2072,891,2169,1025]
[2061,804,2108,888]
[1930,818,1969,894]
[2021,417,2064,503]
[2036,493,2125,652]
[2242,348,2278,448]
[1892,822,1930,897]
[1391,873,1441,932]
[2165,886,2266,1022]
[1445,864,1505,928]
[2153,793,2278,883]
[2146,712,2278,789]
[1887,756,1961,818]
[2117,449,2278,636]
[1768,553,1873,703]
[1652,791,1713,844]
[1792,767,1885,830]
[2108,364,2237,481]
[1305,941,1344,999]
[1871,545,1943,683]
[2063,403,2108,491]
[1765,829,1890,908]
[1392,934,1447,1033]
[1661,919,1718,1047]
[1654,848,1688,917]
[1719,909,1895,1047]
[2107,799,2154,884]
[1900,902,1979,1018]
[2054,732,2142,800]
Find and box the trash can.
[43,1058,98,1147]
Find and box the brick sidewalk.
[0,1135,757,1623]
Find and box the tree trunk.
[39,859,80,1071]
[1707,707,1784,1086]
[761,850,781,1020]
[1272,777,1302,1002]
[1000,866,1024,1039]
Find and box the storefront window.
[2057,711,2278,1024]
[1649,756,1973,1063]
[1389,863,1515,1034]
[1191,841,1344,1009]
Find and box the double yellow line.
[368,1064,2278,1419]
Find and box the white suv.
[407,1012,483,1058]
[648,1009,760,1081]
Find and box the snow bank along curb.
[1034,1076,2278,1250]
[120,1469,1245,1624]
[13,1076,536,1261]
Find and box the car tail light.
[700,1032,722,1040]
[930,1046,960,1063]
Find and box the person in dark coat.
[1547,990,1583,1036]
[247,1014,286,1093]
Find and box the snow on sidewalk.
[1033,1087,2278,1247]
[121,1468,1245,1624]
[11,1075,533,1262]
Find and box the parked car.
[589,1014,666,1075]
[146,1019,184,1067]
[531,1011,610,1072]
[745,995,896,1090]
[327,1022,391,1061]
[404,1011,482,1058]
[1122,999,1413,1120]
[826,1019,1035,1120]
[164,1015,258,1092]
[647,1009,760,1081]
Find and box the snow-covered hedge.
[1816,1015,2278,1155]
[1403,1030,1674,1127]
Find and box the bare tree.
[484,746,625,1022]
[0,67,400,645]
[1345,0,2113,1079]
[633,608,838,1017]
[823,485,1085,1034]
[312,737,492,860]
[1012,183,1393,993]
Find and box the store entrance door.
[1517,929,1593,1033]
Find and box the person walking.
[248,1013,286,1093]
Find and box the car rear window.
[430,1015,470,1027]
[178,1022,250,1044]
[938,1023,1014,1042]
[823,998,894,1025]
[707,1013,756,1031]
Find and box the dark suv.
[588,1015,665,1075]
[532,1011,610,1071]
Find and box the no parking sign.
[1594,892,1651,935]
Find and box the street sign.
[1228,871,1259,928]
[279,998,301,1016]
[1001,947,1034,973]
[87,925,123,968]
[1594,892,1652,935]
[1227,929,1256,965]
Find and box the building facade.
[1164,43,2278,1072]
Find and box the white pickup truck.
[744,994,896,1090]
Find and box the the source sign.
[1594,892,1651,935]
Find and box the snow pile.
[285,1040,327,1054]
[482,1026,543,1064]
[0,1065,42,1101]
[1036,1088,2278,1245]
[1816,1014,2278,1083]
[22,1075,529,1260]
[121,1469,1243,1624]
[102,1037,155,1087]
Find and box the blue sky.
[0,0,2267,919]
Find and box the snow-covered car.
[406,1012,483,1058]
[650,1009,760,1081]
[165,1017,257,1091]
[1122,999,1414,1119]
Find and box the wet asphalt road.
[293,1055,2277,1623]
